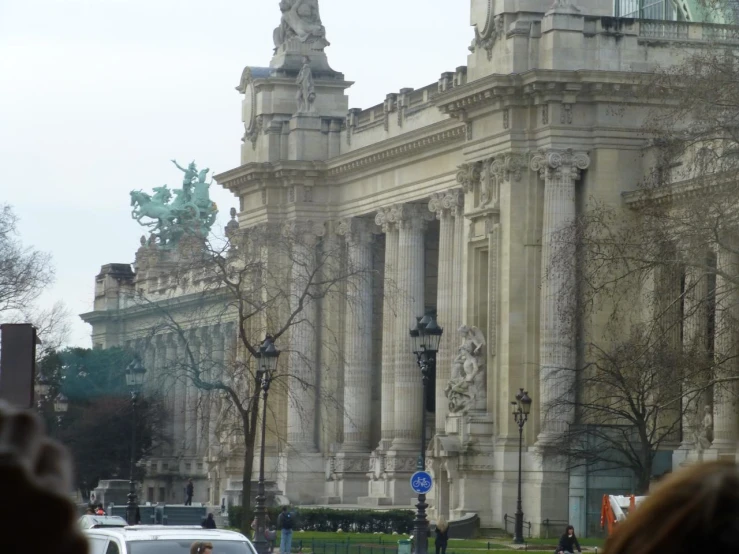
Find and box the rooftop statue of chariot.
[130,160,218,248]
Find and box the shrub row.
[228,507,414,534]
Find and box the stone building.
[82,0,739,536]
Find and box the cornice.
[434,69,649,117]
[622,176,738,209]
[327,123,466,177]
[215,161,327,193]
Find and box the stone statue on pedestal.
[445,325,487,414]
[273,0,329,50]
[693,405,713,452]
[296,57,316,113]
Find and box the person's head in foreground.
[190,542,213,554]
[605,460,739,554]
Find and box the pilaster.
[530,148,590,443]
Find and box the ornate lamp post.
[53,393,69,424]
[254,336,280,554]
[409,312,443,554]
[511,388,532,544]
[125,356,146,526]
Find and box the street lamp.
[54,393,69,416]
[511,388,532,544]
[409,311,443,554]
[253,335,280,554]
[125,356,146,526]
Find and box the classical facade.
[82,0,739,536]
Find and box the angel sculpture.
[445,325,486,414]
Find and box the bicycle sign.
[410,471,433,494]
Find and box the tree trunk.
[239,397,261,536]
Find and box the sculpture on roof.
[273,0,329,50]
[130,160,218,248]
[296,57,316,113]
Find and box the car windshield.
[127,540,253,554]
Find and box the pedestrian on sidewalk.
[435,517,449,554]
[277,506,295,554]
[185,479,194,506]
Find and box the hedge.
[228,507,414,533]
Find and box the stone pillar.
[392,203,433,449]
[185,330,199,457]
[530,149,590,442]
[209,325,224,460]
[680,261,710,452]
[167,334,186,455]
[429,190,463,432]
[453,196,466,336]
[338,218,376,450]
[712,242,739,453]
[283,221,326,503]
[286,221,324,452]
[197,327,211,456]
[375,207,399,449]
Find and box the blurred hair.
[604,461,739,554]
[565,525,575,534]
[436,517,448,533]
[190,542,213,554]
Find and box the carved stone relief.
[445,325,487,414]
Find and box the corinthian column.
[337,218,376,450]
[530,149,590,442]
[376,207,399,450]
[430,190,463,433]
[392,203,433,449]
[712,242,739,452]
[286,221,324,453]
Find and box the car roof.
[79,515,129,528]
[84,526,249,542]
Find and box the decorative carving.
[374,207,398,233]
[503,108,509,129]
[530,149,591,181]
[304,186,313,202]
[445,325,486,414]
[693,405,713,452]
[296,57,316,113]
[287,186,295,203]
[273,0,329,51]
[429,190,464,220]
[261,189,267,205]
[383,456,417,473]
[542,104,549,125]
[394,203,435,231]
[336,217,378,244]
[283,219,326,245]
[561,103,573,124]
[470,10,504,62]
[456,162,482,194]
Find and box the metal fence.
[502,514,531,539]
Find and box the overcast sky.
[0,0,472,347]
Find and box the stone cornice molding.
[336,217,379,245]
[328,125,466,177]
[429,190,464,220]
[215,162,327,195]
[530,149,591,181]
[434,69,646,118]
[394,203,436,231]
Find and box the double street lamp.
[409,312,443,554]
[511,388,532,545]
[253,336,281,554]
[125,356,147,526]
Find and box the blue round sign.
[410,471,433,494]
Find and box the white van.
[83,526,256,554]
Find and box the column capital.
[336,217,379,245]
[429,190,464,220]
[375,207,400,233]
[394,203,435,231]
[530,148,590,181]
[283,219,326,246]
[456,161,482,193]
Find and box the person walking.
[185,479,194,506]
[557,525,581,554]
[277,506,295,554]
[435,517,449,554]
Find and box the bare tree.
[136,222,377,534]
[0,204,54,317]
